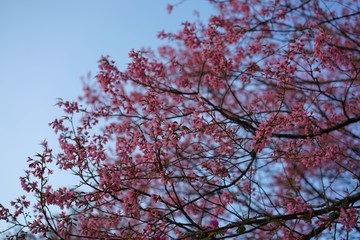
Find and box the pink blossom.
[166,4,173,14]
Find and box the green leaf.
[208,229,224,237]
[236,225,246,234]
[329,211,340,219]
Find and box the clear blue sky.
[0,0,214,228]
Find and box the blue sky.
[0,0,214,225]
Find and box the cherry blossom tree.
[1,0,359,239]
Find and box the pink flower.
[209,219,219,229]
[166,4,173,14]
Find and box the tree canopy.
[1,0,359,239]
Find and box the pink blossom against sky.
[0,0,213,225]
